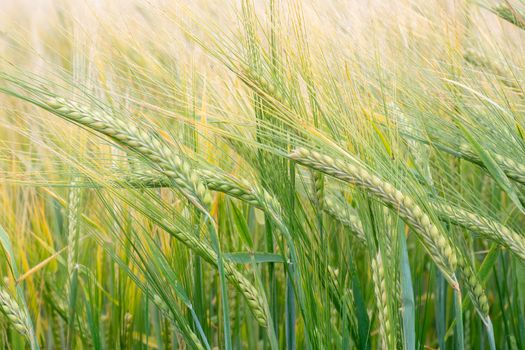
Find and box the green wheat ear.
[0,288,31,338]
[289,147,459,288]
[43,96,269,328]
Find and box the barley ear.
[0,288,31,338]
[289,148,459,287]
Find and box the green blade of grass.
[399,227,415,350]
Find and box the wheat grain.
[43,97,269,326]
[312,172,325,210]
[435,202,525,261]
[67,178,81,297]
[371,252,392,348]
[123,171,260,206]
[0,288,30,337]
[459,144,525,185]
[289,148,459,287]
[457,259,490,318]
[323,197,366,244]
[45,97,212,211]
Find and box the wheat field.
[0,0,524,349]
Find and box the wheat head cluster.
[0,0,524,349]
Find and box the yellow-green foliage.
[0,1,524,349]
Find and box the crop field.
[0,0,524,349]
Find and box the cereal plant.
[0,0,524,349]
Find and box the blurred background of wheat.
[0,0,524,349]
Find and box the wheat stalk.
[289,148,459,287]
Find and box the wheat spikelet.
[239,65,286,104]
[67,178,81,297]
[289,148,459,287]
[323,197,366,244]
[312,171,325,210]
[43,97,268,326]
[45,97,212,211]
[123,171,283,233]
[123,312,133,349]
[457,258,490,318]
[434,202,525,261]
[101,313,111,347]
[123,171,260,206]
[199,170,261,207]
[51,309,63,348]
[382,207,397,263]
[0,289,30,337]
[371,252,392,348]
[323,192,525,261]
[459,144,525,185]
[50,310,62,349]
